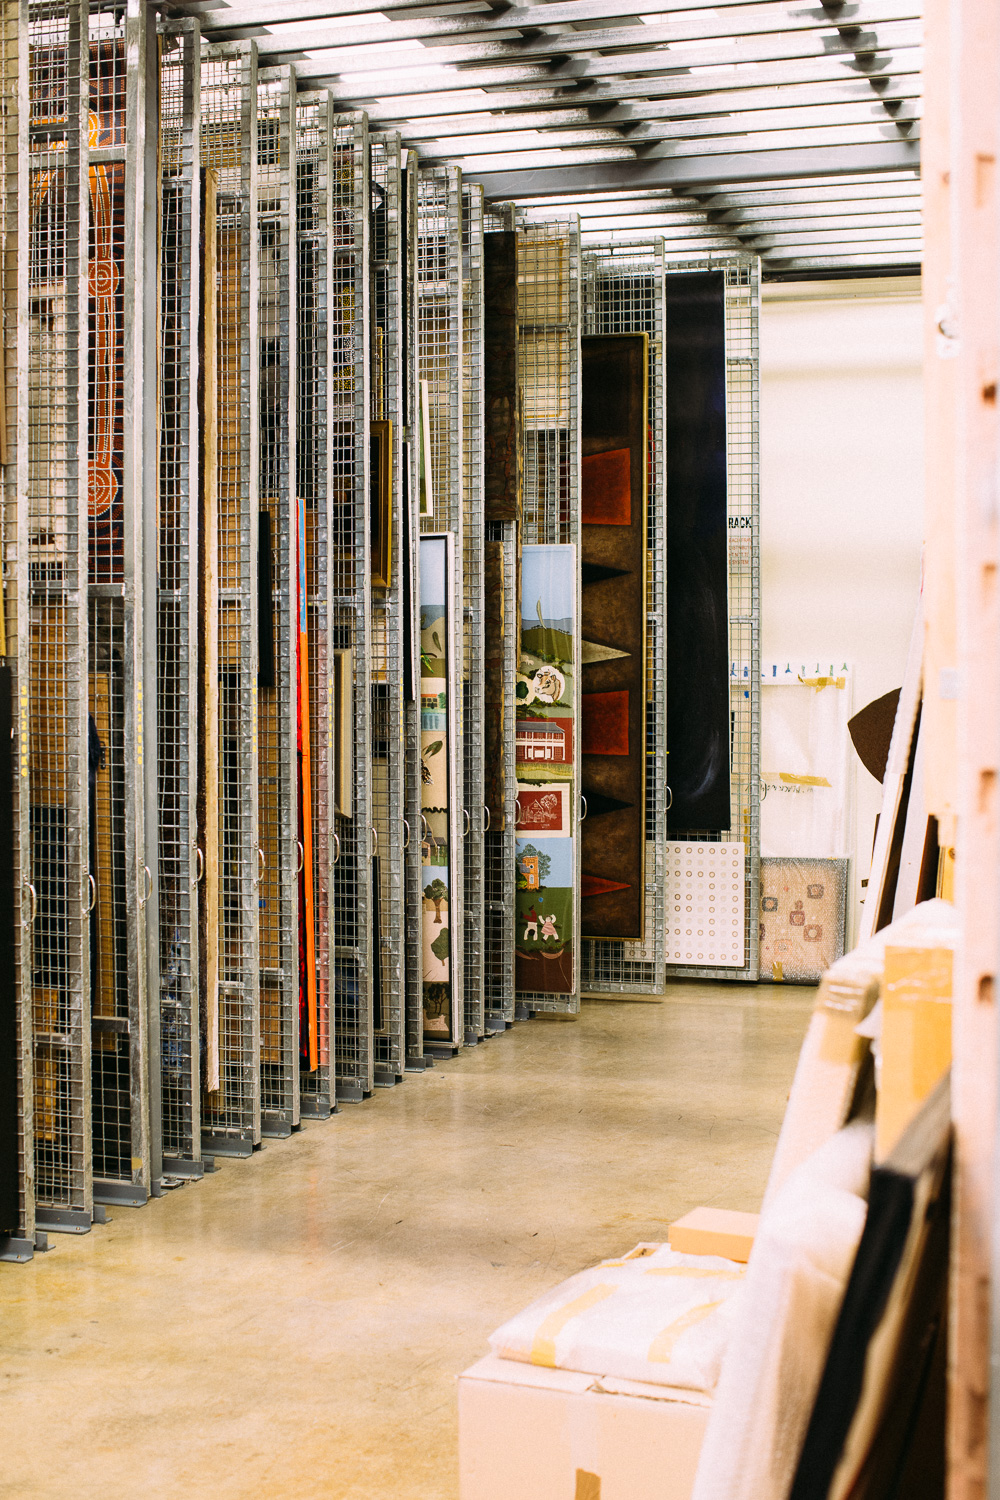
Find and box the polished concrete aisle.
[1,983,813,1500]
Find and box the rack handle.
[296,839,305,875]
[371,825,379,857]
[86,873,97,915]
[463,807,471,838]
[580,795,587,822]
[514,797,522,827]
[333,831,341,865]
[24,882,36,931]
[139,864,152,908]
[483,803,491,833]
[256,847,266,886]
[194,846,205,884]
[402,818,410,850]
[664,785,673,812]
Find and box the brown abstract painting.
[580,334,647,941]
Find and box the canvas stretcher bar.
[461,181,485,1045]
[417,162,464,1049]
[661,252,761,984]
[370,130,406,1086]
[1,0,34,1260]
[199,40,261,1156]
[296,88,336,1120]
[515,217,582,1015]
[157,16,202,1179]
[579,239,667,995]
[256,64,299,1137]
[329,110,373,1103]
[25,0,93,1233]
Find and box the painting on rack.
[420,535,455,1039]
[515,544,577,996]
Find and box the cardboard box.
[668,1207,759,1263]
[459,1354,709,1500]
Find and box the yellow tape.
[779,772,832,788]
[530,1284,617,1368]
[798,675,847,690]
[647,1301,724,1364]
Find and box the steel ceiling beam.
[468,138,918,196]
[250,1,917,57]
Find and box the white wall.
[759,278,925,945]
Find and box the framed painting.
[420,534,461,1040]
[370,419,392,589]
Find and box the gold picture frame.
[370,419,392,589]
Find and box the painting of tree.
[517,843,551,888]
[430,925,450,963]
[424,877,448,923]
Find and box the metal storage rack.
[660,253,761,984]
[23,0,93,1233]
[461,181,485,1045]
[400,150,425,1071]
[199,41,261,1157]
[296,89,335,1120]
[482,200,517,1033]
[329,110,372,1103]
[158,16,202,1180]
[516,216,582,1016]
[370,130,405,1086]
[256,66,299,1137]
[416,162,464,1051]
[86,0,155,1209]
[2,0,33,1261]
[580,240,667,997]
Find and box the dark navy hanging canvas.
[665,271,731,833]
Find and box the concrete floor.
[1,982,813,1500]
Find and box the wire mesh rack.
[660,252,761,984]
[256,65,299,1137]
[86,0,152,1208]
[461,181,485,1045]
[296,88,335,1119]
[370,130,405,1085]
[515,216,582,1016]
[1,0,33,1261]
[417,162,464,1051]
[329,110,372,1103]
[157,17,201,1178]
[199,41,261,1156]
[400,150,425,1071]
[24,0,93,1233]
[579,240,667,996]
[481,199,516,1032]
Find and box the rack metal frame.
[481,200,517,1032]
[370,129,406,1086]
[401,149,425,1071]
[23,0,93,1235]
[515,216,582,1016]
[417,162,464,1050]
[296,87,336,1120]
[329,110,372,1104]
[660,251,761,984]
[199,40,261,1157]
[1,0,33,1261]
[461,181,485,1045]
[579,239,667,996]
[157,15,202,1179]
[256,64,299,1137]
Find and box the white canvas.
[664,842,745,968]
